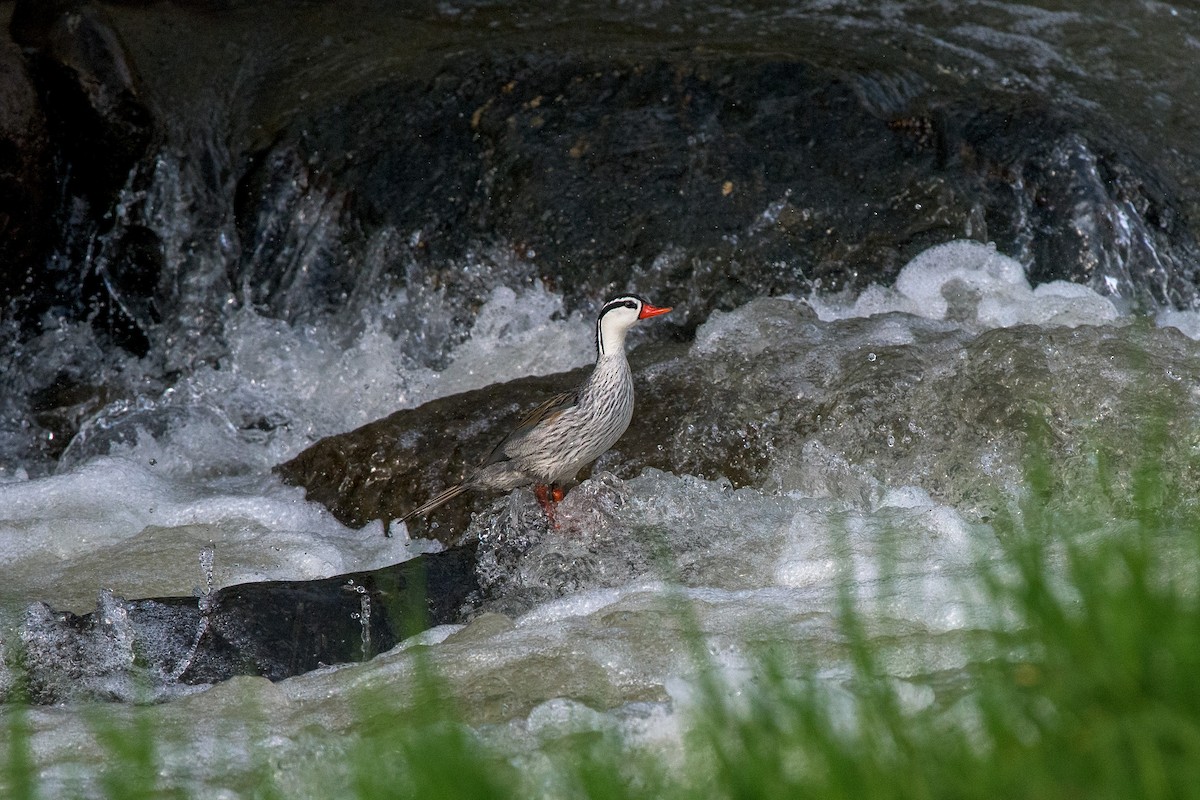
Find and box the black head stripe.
[600,294,647,316]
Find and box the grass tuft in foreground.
[683,419,1200,800]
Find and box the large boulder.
[234,52,1200,330]
[4,1,1199,477]
[4,1,1197,344]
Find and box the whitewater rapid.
[4,239,1200,797]
[3,240,1197,610]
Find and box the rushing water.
[3,0,1200,796]
[6,240,1200,795]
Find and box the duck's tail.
[399,483,471,523]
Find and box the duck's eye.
[625,301,637,309]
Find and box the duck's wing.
[482,389,579,466]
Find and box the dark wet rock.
[274,329,794,544]
[235,52,1200,331]
[2,0,1198,345]
[0,19,52,314]
[27,371,117,463]
[8,0,159,341]
[958,120,1195,308]
[276,367,591,541]
[12,543,479,704]
[11,0,154,203]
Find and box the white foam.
[483,470,999,637]
[516,584,654,628]
[433,284,594,398]
[810,240,1121,329]
[0,452,429,611]
[159,282,593,473]
[524,697,613,741]
[769,494,988,632]
[690,296,814,357]
[876,485,937,510]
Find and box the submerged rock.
[12,544,479,704]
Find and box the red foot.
[534,483,566,528]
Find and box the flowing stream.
[2,0,1200,796]
[5,241,1200,795]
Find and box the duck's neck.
[586,322,634,403]
[595,319,631,360]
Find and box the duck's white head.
[595,294,671,358]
